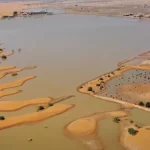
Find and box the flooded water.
[0,14,150,150]
[100,69,150,103]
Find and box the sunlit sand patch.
[0,66,16,71]
[0,90,22,98]
[64,110,128,150]
[0,97,54,112]
[0,76,36,91]
[0,104,74,131]
[120,119,150,150]
[0,66,37,79]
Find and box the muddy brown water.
[0,14,150,150]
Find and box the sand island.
[0,44,75,132]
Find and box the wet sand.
[0,104,74,131]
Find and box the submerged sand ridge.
[0,66,37,79]
[0,90,22,98]
[64,110,129,150]
[0,76,36,91]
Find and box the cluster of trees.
[128,128,138,135]
[139,101,150,108]
[113,117,121,123]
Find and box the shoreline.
[0,1,150,20]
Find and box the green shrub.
[12,73,18,76]
[130,120,134,123]
[48,103,53,107]
[0,116,5,120]
[1,55,7,59]
[135,124,141,128]
[128,128,138,135]
[139,101,144,106]
[146,102,150,108]
[13,11,18,16]
[113,117,121,123]
[37,106,44,111]
[88,87,93,91]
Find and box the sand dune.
[0,97,54,111]
[0,66,16,71]
[0,104,74,130]
[0,90,22,98]
[0,76,36,91]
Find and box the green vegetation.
[135,124,141,129]
[13,11,18,16]
[139,101,144,106]
[130,120,134,123]
[12,73,18,76]
[0,116,5,120]
[88,87,93,91]
[128,128,138,135]
[37,106,45,111]
[1,55,7,59]
[113,117,121,123]
[48,103,53,107]
[146,102,150,108]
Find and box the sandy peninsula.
[0,104,74,130]
[78,50,150,112]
